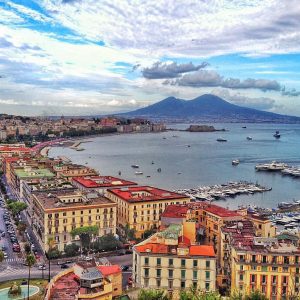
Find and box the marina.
[175,181,271,202]
[255,161,300,178]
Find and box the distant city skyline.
[0,0,300,116]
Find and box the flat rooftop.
[33,190,116,211]
[27,179,75,192]
[14,167,55,179]
[108,186,189,203]
[73,176,137,188]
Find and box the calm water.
[49,123,300,209]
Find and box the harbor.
[255,161,300,178]
[175,181,272,202]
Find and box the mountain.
[122,94,300,123]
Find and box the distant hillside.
[122,94,300,123]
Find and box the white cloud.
[40,0,300,57]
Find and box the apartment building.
[106,186,190,237]
[133,224,216,292]
[30,189,117,251]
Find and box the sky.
[0,0,300,116]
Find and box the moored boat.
[232,159,240,166]
[217,138,227,142]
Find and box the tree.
[179,288,221,300]
[138,289,170,300]
[65,243,80,257]
[124,223,136,241]
[71,225,99,252]
[7,201,27,217]
[17,222,27,234]
[26,254,36,300]
[244,291,268,300]
[93,234,122,252]
[24,243,31,254]
[0,250,4,264]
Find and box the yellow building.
[188,202,243,261]
[231,237,300,300]
[133,224,217,292]
[247,213,276,237]
[106,186,190,237]
[30,189,117,251]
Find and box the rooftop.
[108,186,189,203]
[33,190,116,211]
[26,178,75,192]
[0,146,31,152]
[97,265,121,276]
[161,204,189,219]
[73,176,137,188]
[14,167,55,179]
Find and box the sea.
[48,123,300,210]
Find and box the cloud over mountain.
[142,62,209,79]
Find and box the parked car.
[38,264,46,270]
[60,264,69,269]
[84,256,92,261]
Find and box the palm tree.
[46,237,56,282]
[26,253,36,300]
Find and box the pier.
[175,181,271,202]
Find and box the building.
[98,265,122,297]
[231,237,300,300]
[72,176,137,195]
[11,165,55,199]
[247,213,276,238]
[30,189,117,251]
[106,186,190,237]
[133,224,216,293]
[53,162,98,181]
[46,260,120,300]
[160,204,194,228]
[189,202,243,261]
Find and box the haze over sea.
[49,123,300,210]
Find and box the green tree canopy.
[138,289,170,300]
[93,234,122,252]
[70,225,99,237]
[7,201,27,216]
[26,254,36,267]
[65,243,80,257]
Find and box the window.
[206,271,210,280]
[206,260,210,268]
[144,257,149,265]
[156,269,161,277]
[193,260,198,267]
[169,258,173,266]
[193,271,197,280]
[272,267,278,271]
[157,258,161,266]
[181,281,185,289]
[239,274,243,281]
[262,256,267,263]
[262,275,267,284]
[252,255,256,263]
[240,265,243,271]
[272,276,277,284]
[63,212,66,216]
[193,282,197,289]
[168,269,173,278]
[81,211,83,215]
[156,280,161,287]
[144,268,149,277]
[144,279,149,287]
[284,257,289,264]
[181,270,186,279]
[251,275,256,283]
[168,280,173,289]
[205,282,210,291]
[181,259,185,267]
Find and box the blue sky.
[0,0,300,116]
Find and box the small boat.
[163,137,167,139]
[146,175,151,178]
[157,168,162,173]
[118,171,121,176]
[274,131,281,139]
[135,171,143,175]
[187,145,191,147]
[151,161,154,165]
[131,165,139,168]
[232,160,240,166]
[246,136,252,140]
[217,138,227,142]
[76,148,84,151]
[242,126,247,129]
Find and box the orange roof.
[189,245,215,257]
[97,265,121,276]
[135,243,169,254]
